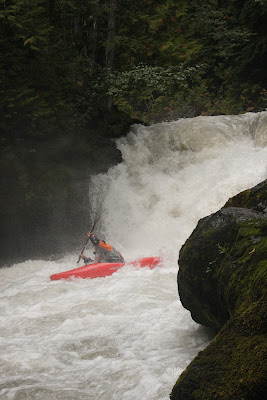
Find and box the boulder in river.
[171,180,267,400]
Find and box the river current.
[1,112,267,400]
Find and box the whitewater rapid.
[1,112,266,400]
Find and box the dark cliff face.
[0,120,124,266]
[171,180,267,400]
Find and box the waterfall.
[1,112,266,400]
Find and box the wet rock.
[171,180,267,400]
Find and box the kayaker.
[79,232,125,264]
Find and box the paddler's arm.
[87,232,100,246]
[79,253,93,264]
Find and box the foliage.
[0,0,53,137]
[0,0,266,140]
[188,0,267,110]
[90,63,202,120]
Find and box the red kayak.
[50,257,161,281]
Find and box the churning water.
[1,112,267,400]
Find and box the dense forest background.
[0,0,266,265]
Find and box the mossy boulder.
[171,180,267,399]
[224,179,267,212]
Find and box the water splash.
[92,111,267,258]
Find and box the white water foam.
[1,112,266,400]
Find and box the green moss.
[171,303,267,400]
[238,225,261,237]
[220,222,267,316]
[203,227,217,237]
[224,180,267,210]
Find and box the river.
[1,112,266,400]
